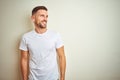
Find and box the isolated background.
[0,0,120,80]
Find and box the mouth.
[43,21,47,24]
[42,21,47,26]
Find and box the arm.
[20,50,29,80]
[56,46,66,80]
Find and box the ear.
[31,15,35,22]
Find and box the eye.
[40,15,44,17]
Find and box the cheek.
[35,18,40,23]
[37,17,43,22]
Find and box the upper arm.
[20,50,29,60]
[56,46,65,57]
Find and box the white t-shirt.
[19,30,64,80]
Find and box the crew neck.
[33,29,48,37]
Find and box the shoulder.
[22,30,34,39]
[47,29,60,36]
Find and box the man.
[19,6,66,80]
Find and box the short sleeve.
[19,35,28,51]
[55,33,64,49]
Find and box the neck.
[35,27,47,34]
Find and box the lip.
[43,21,47,24]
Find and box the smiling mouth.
[43,21,46,24]
[42,21,47,25]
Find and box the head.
[31,6,48,29]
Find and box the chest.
[27,35,56,52]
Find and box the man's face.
[32,10,48,28]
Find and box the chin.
[38,24,47,28]
[39,26,46,29]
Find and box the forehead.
[36,9,48,15]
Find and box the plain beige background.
[0,0,120,80]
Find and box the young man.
[19,6,66,80]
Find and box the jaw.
[40,21,47,28]
[38,23,47,29]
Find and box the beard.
[35,20,47,29]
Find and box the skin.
[20,9,66,80]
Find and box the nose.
[44,16,48,21]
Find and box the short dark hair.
[32,6,48,15]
